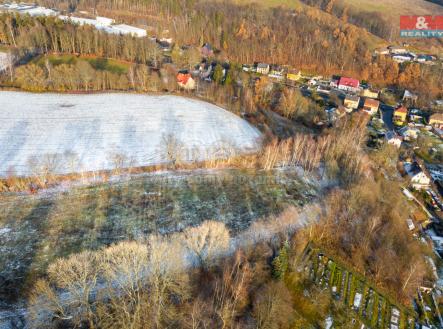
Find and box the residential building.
[393,106,408,125]
[403,89,418,104]
[317,85,331,94]
[329,75,340,88]
[360,89,379,99]
[374,47,390,55]
[325,107,346,124]
[408,109,424,123]
[392,54,414,63]
[399,126,419,141]
[388,46,407,54]
[433,127,443,138]
[308,78,318,86]
[429,113,443,129]
[385,131,402,148]
[434,100,443,108]
[362,98,380,115]
[177,72,196,90]
[404,162,430,190]
[416,54,432,63]
[201,43,214,57]
[337,77,360,93]
[256,63,270,75]
[269,65,284,76]
[286,69,301,81]
[268,65,285,79]
[343,95,360,111]
[242,64,252,72]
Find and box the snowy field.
[0,92,262,176]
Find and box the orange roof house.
[362,98,380,115]
[177,72,196,90]
[393,106,408,125]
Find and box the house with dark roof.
[385,131,402,148]
[343,95,360,111]
[404,162,430,190]
[201,43,214,57]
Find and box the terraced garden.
[299,243,420,329]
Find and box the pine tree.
[213,64,224,84]
[224,69,233,86]
[272,241,289,280]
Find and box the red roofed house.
[177,72,196,90]
[338,77,360,93]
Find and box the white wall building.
[1,3,147,38]
[404,162,431,190]
[0,52,11,72]
[0,3,57,16]
[107,24,147,37]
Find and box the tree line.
[1,0,442,101]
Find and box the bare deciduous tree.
[181,220,230,268]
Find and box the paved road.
[379,104,395,131]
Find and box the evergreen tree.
[213,64,224,84]
[272,241,289,280]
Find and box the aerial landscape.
[1,0,443,328]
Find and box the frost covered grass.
[0,92,262,177]
[0,169,317,307]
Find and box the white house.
[398,126,419,140]
[392,54,414,63]
[404,162,430,190]
[0,52,9,72]
[256,63,270,75]
[385,131,402,148]
[389,46,407,54]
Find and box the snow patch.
[0,92,262,176]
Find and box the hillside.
[0,92,261,176]
[230,0,443,51]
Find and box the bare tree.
[212,252,251,329]
[38,251,99,328]
[181,220,230,268]
[253,282,294,329]
[162,133,185,168]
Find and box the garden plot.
[0,92,262,176]
[300,244,419,329]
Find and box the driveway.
[379,104,395,131]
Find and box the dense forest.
[1,0,443,101]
